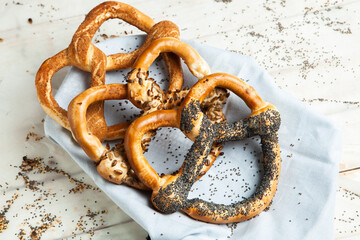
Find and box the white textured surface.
[0,0,359,239]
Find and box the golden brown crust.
[124,110,179,190]
[68,1,155,72]
[68,84,128,162]
[35,2,183,142]
[67,83,156,190]
[35,49,71,130]
[125,37,211,116]
[68,83,228,189]
[131,37,211,80]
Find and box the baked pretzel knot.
[35,1,183,141]
[125,37,211,112]
[67,38,229,188]
[124,37,228,174]
[125,73,281,223]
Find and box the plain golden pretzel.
[67,82,228,187]
[35,1,183,142]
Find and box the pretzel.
[35,1,183,141]
[71,37,226,186]
[126,37,211,111]
[67,83,228,188]
[122,36,221,154]
[125,73,281,223]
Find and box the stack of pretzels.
[36,1,281,224]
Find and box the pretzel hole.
[51,66,71,93]
[103,99,142,127]
[188,136,264,205]
[143,127,193,177]
[218,90,252,123]
[55,68,93,111]
[92,19,144,45]
[137,55,172,91]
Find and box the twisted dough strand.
[36,1,183,142]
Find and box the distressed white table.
[1,0,359,239]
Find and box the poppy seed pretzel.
[125,73,281,223]
[178,74,281,223]
[35,1,183,142]
[174,73,281,223]
[67,83,228,188]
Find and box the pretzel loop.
[183,110,281,223]
[68,1,155,71]
[67,83,150,189]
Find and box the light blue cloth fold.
[44,35,342,240]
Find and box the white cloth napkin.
[44,35,342,240]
